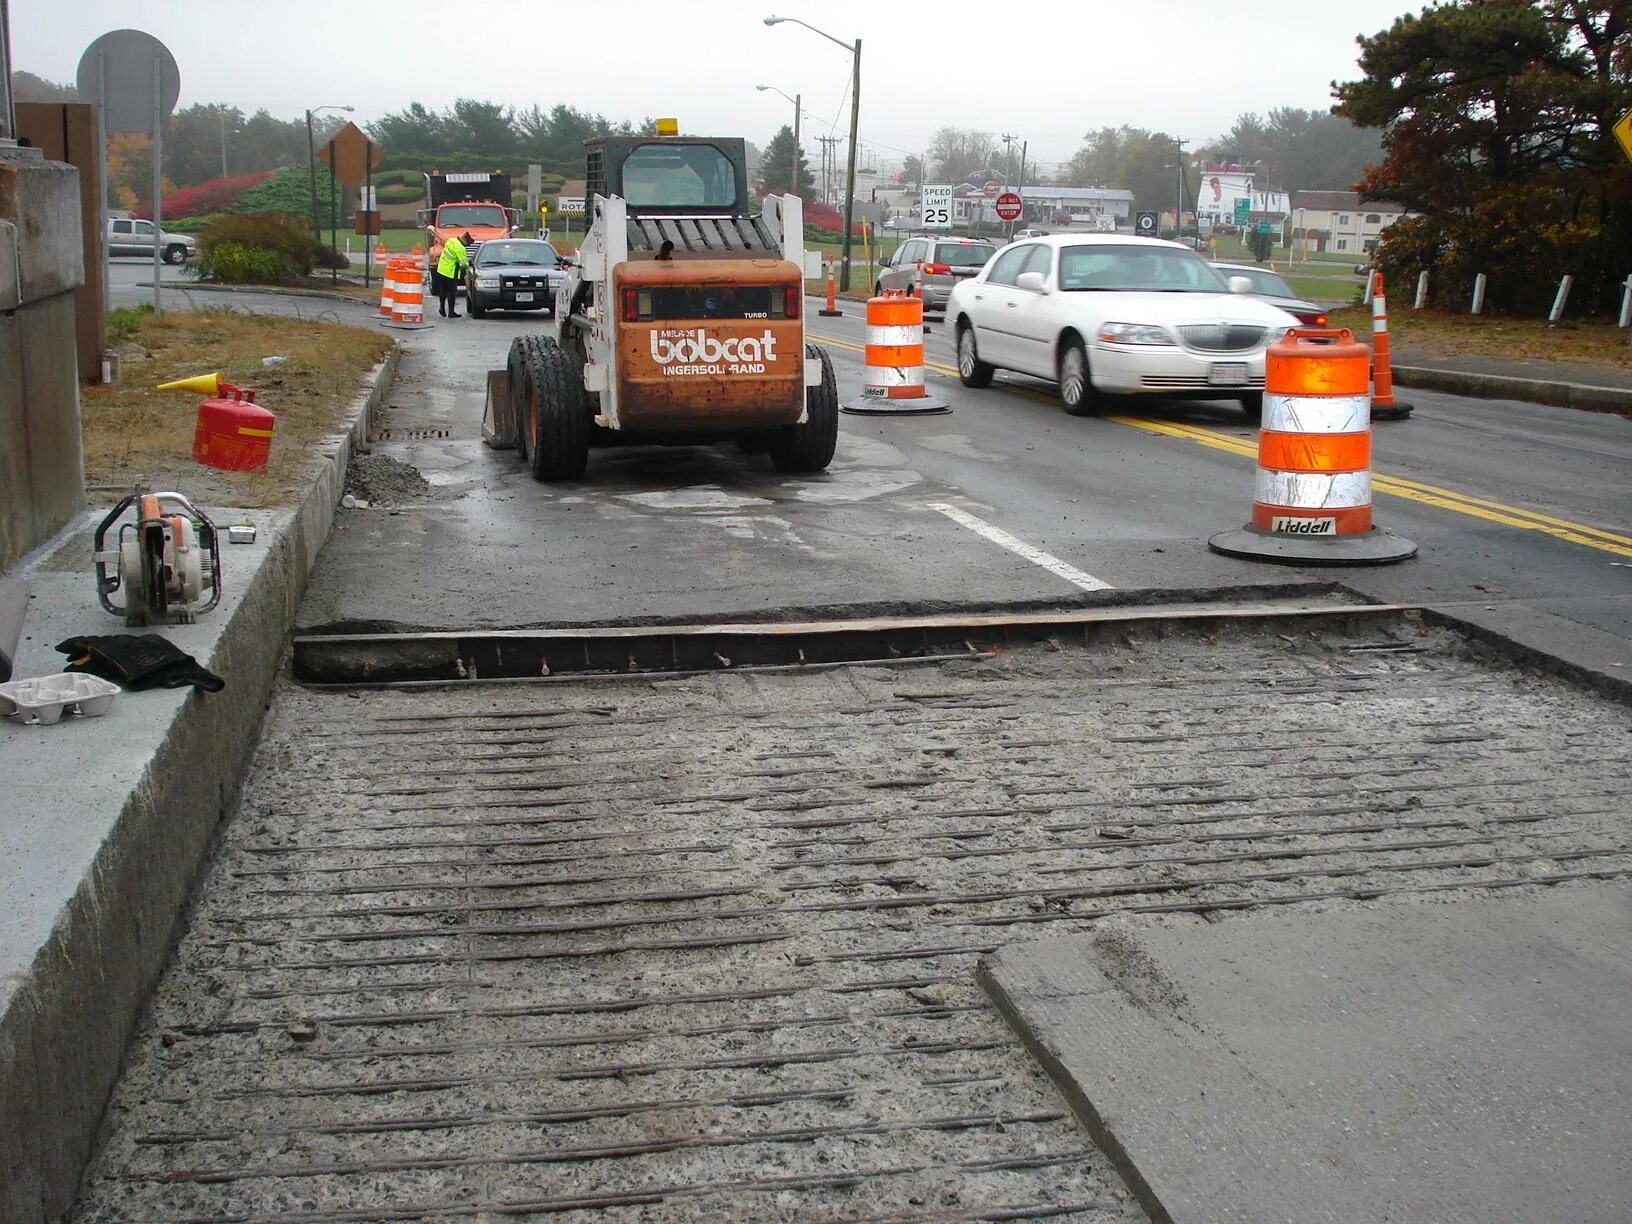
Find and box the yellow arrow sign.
[1614,109,1632,165]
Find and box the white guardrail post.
[1414,271,1429,309]
[1549,275,1573,323]
[1471,273,1487,315]
[1617,274,1632,328]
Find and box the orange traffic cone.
[1369,272,1414,421]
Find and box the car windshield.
[622,142,737,208]
[1059,244,1229,292]
[439,204,508,229]
[935,242,995,268]
[1224,267,1294,296]
[477,242,558,267]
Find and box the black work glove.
[56,634,225,692]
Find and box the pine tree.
[756,126,815,200]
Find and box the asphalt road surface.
[292,297,1630,656]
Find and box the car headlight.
[1096,322,1173,345]
[475,276,499,290]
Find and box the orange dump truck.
[491,120,833,481]
[417,171,518,261]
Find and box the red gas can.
[192,383,275,472]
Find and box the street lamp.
[306,104,353,242]
[765,15,860,291]
[219,111,241,179]
[755,84,802,198]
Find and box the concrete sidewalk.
[0,348,397,1223]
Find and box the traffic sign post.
[1134,210,1158,237]
[77,29,180,317]
[921,184,953,230]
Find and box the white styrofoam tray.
[0,672,120,725]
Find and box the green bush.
[196,213,325,283]
[232,167,342,222]
[377,184,424,204]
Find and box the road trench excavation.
[73,605,1632,1222]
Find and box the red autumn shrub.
[139,172,271,220]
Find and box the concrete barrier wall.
[0,145,86,573]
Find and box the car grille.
[501,274,553,291]
[1140,373,1266,390]
[1177,323,1266,352]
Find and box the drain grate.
[379,427,452,440]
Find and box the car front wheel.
[956,324,994,388]
[164,244,189,265]
[1059,338,1101,416]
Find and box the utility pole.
[1174,136,1187,238]
[819,135,839,205]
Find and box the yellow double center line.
[813,333,1632,560]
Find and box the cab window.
[622,142,736,209]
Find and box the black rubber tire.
[523,340,589,481]
[1239,392,1264,421]
[505,337,533,463]
[1058,336,1101,416]
[468,295,487,318]
[164,244,188,265]
[955,321,994,388]
[768,345,839,474]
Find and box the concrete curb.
[1393,364,1632,414]
[0,345,399,1223]
[136,279,376,305]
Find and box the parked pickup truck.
[106,217,194,264]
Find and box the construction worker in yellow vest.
[435,232,471,318]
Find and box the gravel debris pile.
[344,454,429,506]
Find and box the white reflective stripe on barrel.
[1254,469,1371,509]
[1264,393,1370,435]
[866,324,922,347]
[865,365,927,388]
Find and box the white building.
[1289,191,1409,256]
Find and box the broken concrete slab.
[979,887,1632,1224]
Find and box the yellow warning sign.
[1614,109,1632,165]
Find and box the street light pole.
[306,104,353,243]
[765,16,861,291]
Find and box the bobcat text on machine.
[488,118,836,480]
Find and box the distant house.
[1290,191,1409,255]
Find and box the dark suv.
[876,235,998,310]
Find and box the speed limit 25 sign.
[921,184,954,229]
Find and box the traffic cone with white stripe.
[1369,271,1414,421]
[1209,327,1416,565]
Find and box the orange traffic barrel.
[382,260,432,330]
[841,290,949,415]
[1209,327,1415,565]
[1369,271,1413,420]
[377,257,398,317]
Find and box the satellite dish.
[75,30,181,135]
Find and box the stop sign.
[995,192,1023,221]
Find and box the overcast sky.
[14,0,1418,167]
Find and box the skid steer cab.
[485,120,836,481]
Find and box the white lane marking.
[927,502,1113,592]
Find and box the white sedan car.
[945,234,1301,418]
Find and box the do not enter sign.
[995,192,1023,221]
